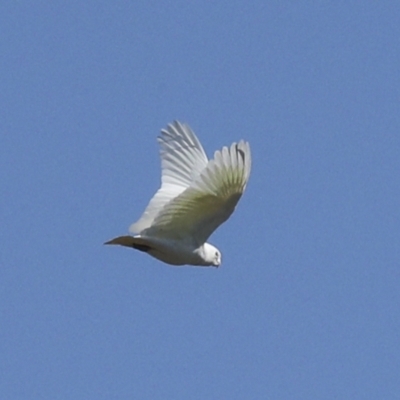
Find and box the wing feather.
[143,140,251,245]
[130,121,208,233]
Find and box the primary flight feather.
[105,121,251,267]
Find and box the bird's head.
[202,243,221,267]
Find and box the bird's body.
[106,234,219,266]
[105,121,251,267]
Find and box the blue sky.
[1,1,399,399]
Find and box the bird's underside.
[105,234,214,266]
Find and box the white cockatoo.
[105,121,251,267]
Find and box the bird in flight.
[105,121,251,267]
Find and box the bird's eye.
[215,251,218,257]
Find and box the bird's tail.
[104,235,151,252]
[104,235,136,247]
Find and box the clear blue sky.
[1,2,399,399]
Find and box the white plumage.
[105,121,251,267]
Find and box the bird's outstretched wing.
[143,140,251,245]
[130,121,208,233]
